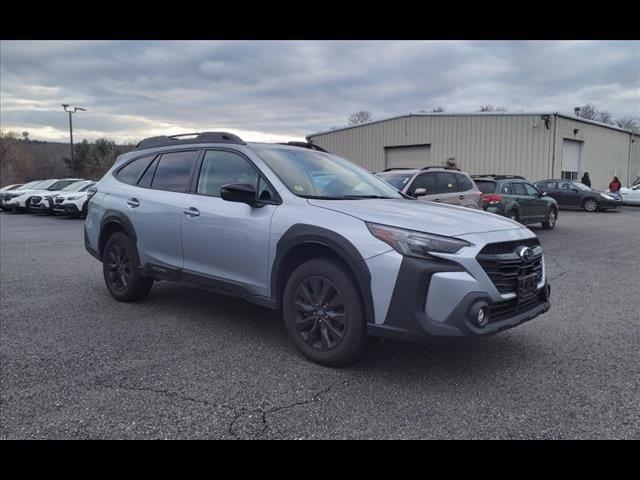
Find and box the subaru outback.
[85,132,551,366]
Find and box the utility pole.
[61,104,86,175]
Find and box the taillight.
[482,194,503,205]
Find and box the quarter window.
[117,155,156,185]
[456,174,473,192]
[151,151,198,193]
[197,150,258,197]
[436,172,459,194]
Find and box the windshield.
[376,173,414,190]
[30,179,57,190]
[47,179,77,191]
[62,180,90,192]
[252,145,403,199]
[572,182,592,191]
[18,181,43,190]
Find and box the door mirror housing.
[571,188,579,193]
[413,187,427,197]
[221,183,262,207]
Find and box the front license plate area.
[518,273,537,303]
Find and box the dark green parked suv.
[473,175,558,230]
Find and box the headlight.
[366,222,471,257]
[600,193,614,200]
[67,195,82,200]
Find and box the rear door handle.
[126,198,139,208]
[182,207,200,218]
[434,198,441,202]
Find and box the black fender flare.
[98,209,138,258]
[271,224,375,325]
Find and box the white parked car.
[30,179,92,214]
[4,178,82,212]
[52,181,96,218]
[607,184,640,206]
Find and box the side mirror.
[221,183,262,207]
[541,192,547,197]
[571,188,579,193]
[413,187,427,197]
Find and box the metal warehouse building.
[307,113,640,190]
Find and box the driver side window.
[197,150,258,197]
[524,183,540,196]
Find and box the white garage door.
[562,139,582,180]
[385,144,431,169]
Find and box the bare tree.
[432,107,445,113]
[348,111,373,126]
[615,117,640,130]
[479,105,508,113]
[574,104,614,125]
[21,131,30,142]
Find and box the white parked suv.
[4,178,82,212]
[52,181,96,217]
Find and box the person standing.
[581,172,591,187]
[609,176,622,194]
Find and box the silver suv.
[85,132,550,366]
[376,167,483,209]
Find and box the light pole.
[61,104,86,174]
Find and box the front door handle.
[126,198,140,208]
[458,195,465,200]
[182,207,200,218]
[434,198,441,202]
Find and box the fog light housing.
[469,301,490,328]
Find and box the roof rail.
[134,132,245,150]
[421,166,461,171]
[381,167,417,172]
[279,141,329,153]
[471,174,525,180]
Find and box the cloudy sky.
[1,40,639,144]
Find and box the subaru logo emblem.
[517,246,534,263]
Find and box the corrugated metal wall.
[308,114,636,189]
[553,116,633,190]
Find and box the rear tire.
[542,207,557,230]
[508,210,520,222]
[583,198,599,212]
[282,258,366,367]
[102,232,153,302]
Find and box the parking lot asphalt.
[1,207,639,439]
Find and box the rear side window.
[409,172,436,195]
[512,183,527,195]
[117,155,156,185]
[151,151,198,193]
[436,172,459,194]
[197,150,258,197]
[498,182,513,194]
[456,174,473,192]
[475,180,495,194]
[137,158,158,188]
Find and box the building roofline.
[306,111,636,139]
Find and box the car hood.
[308,198,524,237]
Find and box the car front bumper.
[366,229,550,342]
[53,203,81,215]
[598,198,623,209]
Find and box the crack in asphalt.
[227,381,340,438]
[547,255,568,281]
[95,380,341,439]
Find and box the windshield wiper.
[341,195,396,199]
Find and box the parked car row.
[0,178,96,218]
[375,167,630,232]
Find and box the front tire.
[282,258,366,367]
[102,232,153,302]
[583,198,599,212]
[542,208,557,230]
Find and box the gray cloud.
[1,40,638,143]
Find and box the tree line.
[0,130,134,186]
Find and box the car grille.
[477,240,543,294]
[478,237,539,255]
[488,295,542,323]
